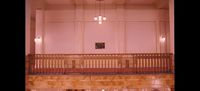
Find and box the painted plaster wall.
[84,22,116,53]
[35,10,44,54]
[44,22,75,54]
[169,0,174,54]
[126,21,156,53]
[26,0,30,55]
[35,6,169,54]
[44,10,75,54]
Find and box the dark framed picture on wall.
[95,42,105,49]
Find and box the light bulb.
[94,17,97,21]
[34,37,42,43]
[99,21,102,24]
[98,16,102,21]
[103,17,106,20]
[162,37,166,41]
[160,36,166,43]
[98,16,102,18]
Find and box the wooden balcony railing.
[26,53,174,75]
[28,87,174,91]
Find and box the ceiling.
[31,0,168,14]
[30,0,169,19]
[45,0,168,6]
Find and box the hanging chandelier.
[94,0,106,24]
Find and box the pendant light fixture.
[94,0,106,24]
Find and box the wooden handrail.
[27,87,173,91]
[26,53,174,75]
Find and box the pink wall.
[84,22,116,53]
[44,22,75,54]
[35,10,44,54]
[44,10,75,54]
[125,9,159,21]
[169,0,174,54]
[160,21,170,53]
[26,0,30,55]
[33,5,170,54]
[126,22,156,53]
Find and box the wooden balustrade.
[27,53,174,75]
[28,87,173,91]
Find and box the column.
[30,0,46,54]
[169,0,174,54]
[35,10,44,54]
[75,5,85,53]
[155,20,161,53]
[116,4,126,53]
[26,0,30,55]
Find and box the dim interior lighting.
[94,0,106,24]
[34,37,42,43]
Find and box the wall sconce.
[34,37,42,43]
[160,35,166,43]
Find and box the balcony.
[26,53,174,75]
